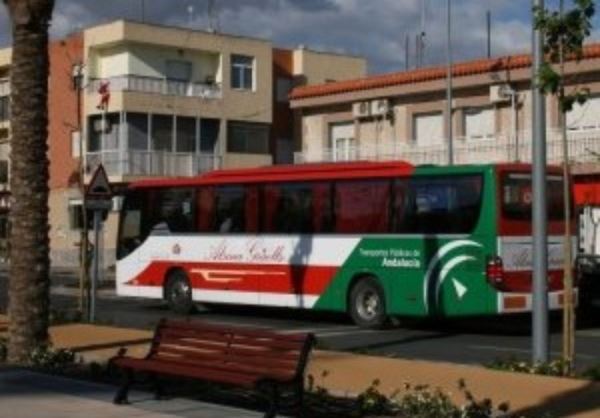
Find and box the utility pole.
[72,63,88,317]
[532,0,549,364]
[140,0,146,22]
[486,9,492,58]
[446,0,454,165]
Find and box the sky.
[1,0,599,75]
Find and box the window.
[335,180,390,233]
[567,96,600,131]
[200,119,220,153]
[0,96,9,122]
[464,107,495,140]
[68,200,84,230]
[502,173,566,221]
[176,116,196,152]
[265,184,310,233]
[88,113,120,152]
[400,175,483,234]
[231,54,254,90]
[71,131,81,158]
[0,160,8,184]
[227,121,269,154]
[149,188,194,233]
[214,186,245,233]
[413,112,443,146]
[330,123,355,162]
[117,190,146,259]
[127,113,149,150]
[151,114,173,152]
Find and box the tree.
[534,0,595,374]
[3,0,55,364]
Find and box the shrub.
[29,345,76,372]
[487,356,569,377]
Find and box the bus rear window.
[502,173,565,221]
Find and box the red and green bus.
[116,161,575,327]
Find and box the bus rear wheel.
[165,270,195,315]
[349,277,387,328]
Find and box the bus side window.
[214,186,245,233]
[335,180,390,233]
[245,185,259,233]
[197,187,215,232]
[150,188,194,234]
[312,182,333,233]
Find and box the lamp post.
[532,0,549,364]
[446,0,454,165]
[72,63,88,316]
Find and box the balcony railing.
[86,150,221,178]
[88,75,222,99]
[294,128,600,166]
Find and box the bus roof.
[129,161,537,189]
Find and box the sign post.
[85,164,112,323]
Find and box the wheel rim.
[356,288,381,321]
[170,279,190,306]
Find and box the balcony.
[0,79,9,97]
[86,150,221,178]
[88,75,222,99]
[294,128,600,167]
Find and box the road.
[1,272,599,370]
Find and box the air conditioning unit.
[93,118,111,133]
[353,101,371,119]
[490,84,512,103]
[371,99,390,116]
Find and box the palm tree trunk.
[4,0,54,364]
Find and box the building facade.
[289,45,600,179]
[0,20,366,268]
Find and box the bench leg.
[295,381,305,418]
[263,383,280,418]
[152,374,166,400]
[113,368,134,405]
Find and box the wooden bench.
[110,318,316,418]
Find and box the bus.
[116,161,575,328]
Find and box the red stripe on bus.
[125,262,339,295]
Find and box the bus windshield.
[502,173,566,221]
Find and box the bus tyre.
[349,277,387,329]
[165,271,195,315]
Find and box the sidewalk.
[0,368,264,418]
[1,317,599,417]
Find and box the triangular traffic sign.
[86,164,112,198]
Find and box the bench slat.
[155,336,302,361]
[162,320,308,343]
[151,352,296,381]
[154,345,298,373]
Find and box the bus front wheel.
[349,277,387,328]
[165,270,195,315]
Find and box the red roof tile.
[290,43,600,101]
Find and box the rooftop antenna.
[419,0,427,66]
[140,0,146,23]
[486,8,492,58]
[187,4,195,27]
[207,0,220,33]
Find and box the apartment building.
[0,19,366,267]
[289,45,600,183]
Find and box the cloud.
[1,0,599,74]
